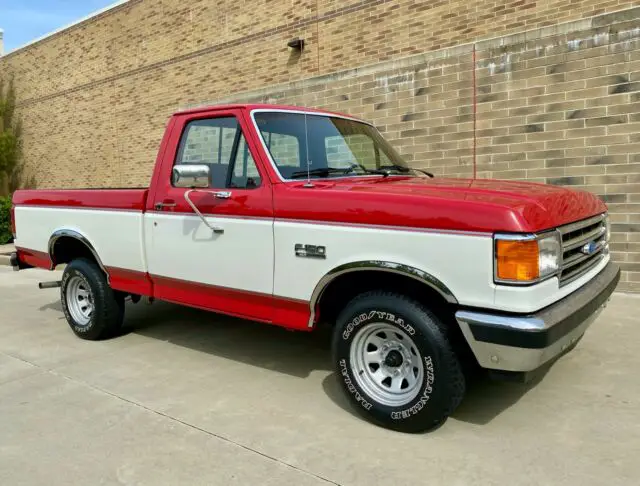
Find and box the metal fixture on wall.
[287,38,305,51]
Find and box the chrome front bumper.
[455,262,620,373]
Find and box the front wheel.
[61,258,124,340]
[332,291,465,433]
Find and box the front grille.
[558,214,607,286]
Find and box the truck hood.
[277,176,606,233]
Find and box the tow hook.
[38,281,62,289]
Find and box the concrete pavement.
[1,266,639,485]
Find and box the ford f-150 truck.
[10,104,620,432]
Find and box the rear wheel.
[332,291,465,433]
[61,258,124,340]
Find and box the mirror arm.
[184,189,225,234]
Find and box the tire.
[332,291,465,433]
[60,258,124,340]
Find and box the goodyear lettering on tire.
[342,310,415,340]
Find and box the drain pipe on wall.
[472,43,477,179]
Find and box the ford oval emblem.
[581,241,600,255]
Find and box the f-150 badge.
[295,244,326,259]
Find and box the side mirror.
[172,164,210,188]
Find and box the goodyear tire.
[60,258,124,340]
[332,291,465,433]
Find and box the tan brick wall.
[1,1,640,290]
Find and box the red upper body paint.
[12,104,605,235]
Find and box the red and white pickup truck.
[10,104,620,432]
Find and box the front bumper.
[455,262,620,373]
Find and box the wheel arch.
[309,261,458,328]
[48,229,108,279]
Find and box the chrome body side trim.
[48,229,109,278]
[308,260,458,328]
[277,217,493,237]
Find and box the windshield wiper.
[361,168,392,177]
[377,165,434,178]
[415,168,434,178]
[377,164,411,173]
[289,164,432,180]
[365,164,412,178]
[290,167,357,179]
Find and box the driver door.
[144,111,275,321]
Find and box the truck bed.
[12,188,150,288]
[13,188,149,211]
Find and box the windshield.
[253,111,422,180]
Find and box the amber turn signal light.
[495,240,540,282]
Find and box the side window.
[325,134,378,169]
[175,117,260,189]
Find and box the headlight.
[604,213,611,241]
[494,232,561,284]
[538,234,561,277]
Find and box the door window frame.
[172,115,261,190]
[148,109,272,212]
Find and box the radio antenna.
[303,114,314,188]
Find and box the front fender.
[307,260,458,328]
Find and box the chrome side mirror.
[172,164,210,188]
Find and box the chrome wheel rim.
[349,323,424,407]
[66,276,94,326]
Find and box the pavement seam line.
[0,349,342,486]
[56,371,344,486]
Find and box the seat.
[207,163,229,187]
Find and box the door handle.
[184,190,224,234]
[154,200,177,210]
[213,191,232,199]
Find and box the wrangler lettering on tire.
[332,291,465,433]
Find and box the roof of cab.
[173,103,364,122]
